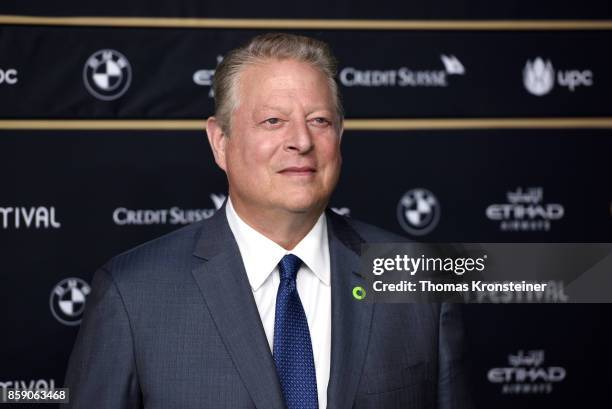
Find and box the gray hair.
[212,33,344,134]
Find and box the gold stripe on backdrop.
[1,15,612,30]
[1,118,612,131]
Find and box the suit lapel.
[191,207,373,409]
[326,212,374,409]
[191,207,285,409]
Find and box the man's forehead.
[238,59,329,90]
[228,58,339,125]
[257,103,292,114]
[236,64,333,108]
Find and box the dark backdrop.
[1,1,611,407]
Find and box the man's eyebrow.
[252,106,334,117]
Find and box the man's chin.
[280,199,327,216]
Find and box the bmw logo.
[83,49,132,100]
[397,188,440,236]
[50,278,91,326]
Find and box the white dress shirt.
[225,197,331,409]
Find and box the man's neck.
[229,197,325,250]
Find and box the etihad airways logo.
[488,349,566,394]
[339,54,465,88]
[486,187,564,232]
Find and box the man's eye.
[311,117,331,126]
[264,118,281,125]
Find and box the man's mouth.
[279,166,316,175]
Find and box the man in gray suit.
[63,33,472,409]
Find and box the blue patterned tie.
[273,254,318,409]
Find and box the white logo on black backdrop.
[523,58,555,96]
[113,193,226,226]
[486,187,564,232]
[84,49,132,101]
[113,194,351,226]
[397,188,440,236]
[488,349,566,394]
[0,68,18,85]
[0,379,56,393]
[440,54,465,75]
[331,207,351,217]
[524,57,594,96]
[50,278,91,326]
[339,54,465,88]
[0,206,61,229]
[193,55,224,98]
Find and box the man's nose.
[285,120,314,153]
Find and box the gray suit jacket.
[63,206,472,409]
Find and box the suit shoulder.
[347,218,407,243]
[103,221,204,282]
[328,210,408,243]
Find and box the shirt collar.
[225,197,330,291]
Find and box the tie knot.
[278,254,302,282]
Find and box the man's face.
[210,58,342,218]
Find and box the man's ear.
[206,116,228,171]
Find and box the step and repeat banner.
[1,4,612,408]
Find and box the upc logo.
[524,57,594,96]
[0,68,18,85]
[523,58,555,96]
